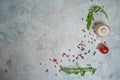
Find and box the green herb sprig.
[60,65,97,76]
[86,6,109,30]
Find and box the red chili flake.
[77,46,80,49]
[53,58,57,62]
[72,59,75,62]
[55,73,57,76]
[46,69,48,72]
[82,29,85,32]
[73,55,75,57]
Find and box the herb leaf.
[86,6,109,30]
[60,65,97,76]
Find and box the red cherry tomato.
[99,45,109,54]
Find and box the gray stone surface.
[0,0,120,80]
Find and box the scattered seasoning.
[88,50,90,53]
[49,58,51,61]
[73,55,75,57]
[83,44,86,46]
[53,58,57,62]
[90,0,93,1]
[94,39,96,41]
[55,73,57,76]
[40,63,42,65]
[81,47,85,51]
[54,65,56,68]
[68,49,71,52]
[82,18,84,20]
[56,62,58,64]
[93,51,96,55]
[84,35,86,38]
[52,58,58,64]
[76,57,78,60]
[76,62,78,65]
[46,69,48,72]
[89,32,91,35]
[79,43,83,46]
[72,59,75,62]
[104,41,106,44]
[78,54,84,59]
[84,52,87,55]
[62,53,66,57]
[60,60,62,62]
[91,41,93,44]
[4,69,8,73]
[87,64,91,66]
[66,55,69,57]
[81,40,83,43]
[91,38,93,40]
[88,41,90,43]
[77,46,80,49]
[82,29,86,32]
[59,69,62,72]
[68,59,71,62]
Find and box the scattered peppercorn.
[46,69,48,72]
[88,50,90,53]
[82,18,84,20]
[40,63,42,65]
[93,51,96,55]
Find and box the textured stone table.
[0,0,120,80]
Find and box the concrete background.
[0,0,120,80]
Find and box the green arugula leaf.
[60,65,97,76]
[86,6,109,30]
